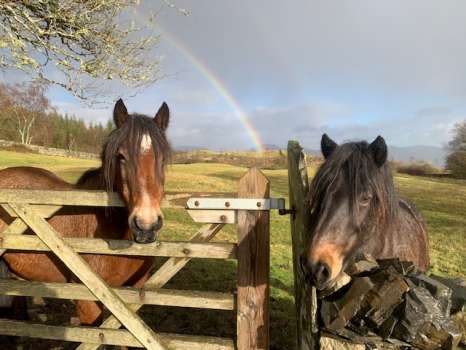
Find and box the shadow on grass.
[142,257,297,350]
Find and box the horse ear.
[114,99,128,128]
[321,133,338,159]
[369,135,388,167]
[154,102,169,131]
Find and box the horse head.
[102,99,171,243]
[302,134,397,290]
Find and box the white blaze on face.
[140,134,152,153]
[133,132,160,228]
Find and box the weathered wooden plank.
[1,203,62,219]
[0,189,185,208]
[76,223,226,350]
[0,205,63,258]
[0,235,237,259]
[287,141,319,350]
[0,279,234,310]
[0,318,235,349]
[187,197,284,210]
[237,168,270,350]
[8,203,166,350]
[1,217,28,235]
[187,209,237,224]
[0,218,28,258]
[0,189,124,207]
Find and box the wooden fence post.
[237,168,270,350]
[287,141,320,350]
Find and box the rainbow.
[155,27,265,152]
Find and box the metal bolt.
[99,332,105,342]
[182,248,190,255]
[225,201,230,208]
[220,215,227,222]
[256,201,262,208]
[194,200,200,207]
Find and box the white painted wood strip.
[187,209,237,224]
[0,235,237,259]
[8,203,166,350]
[186,197,285,210]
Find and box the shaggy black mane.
[308,141,398,228]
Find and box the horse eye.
[359,192,372,205]
[118,154,127,163]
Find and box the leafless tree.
[4,82,50,145]
[0,1,162,102]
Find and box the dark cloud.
[7,0,466,150]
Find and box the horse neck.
[362,199,428,269]
[75,168,131,240]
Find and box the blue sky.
[5,0,466,150]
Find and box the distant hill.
[174,145,205,152]
[387,146,447,168]
[175,143,448,168]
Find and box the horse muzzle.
[130,216,163,243]
[300,255,333,290]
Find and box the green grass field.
[0,150,464,349]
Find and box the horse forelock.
[309,141,398,229]
[101,114,171,192]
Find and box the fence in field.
[0,167,285,350]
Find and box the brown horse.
[0,99,171,325]
[302,134,429,291]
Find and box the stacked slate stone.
[319,255,465,350]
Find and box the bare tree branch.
[0,1,161,103]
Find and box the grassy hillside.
[0,150,464,349]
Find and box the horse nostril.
[300,255,311,275]
[133,217,144,231]
[153,215,163,232]
[312,261,331,287]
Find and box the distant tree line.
[0,82,112,153]
[446,120,466,179]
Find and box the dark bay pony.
[0,99,171,325]
[302,134,430,291]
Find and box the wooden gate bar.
[1,203,61,219]
[76,223,226,350]
[0,319,235,350]
[8,203,167,350]
[0,189,187,208]
[0,189,125,207]
[287,141,319,350]
[237,168,270,350]
[0,235,237,259]
[0,279,235,310]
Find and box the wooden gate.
[0,167,283,350]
